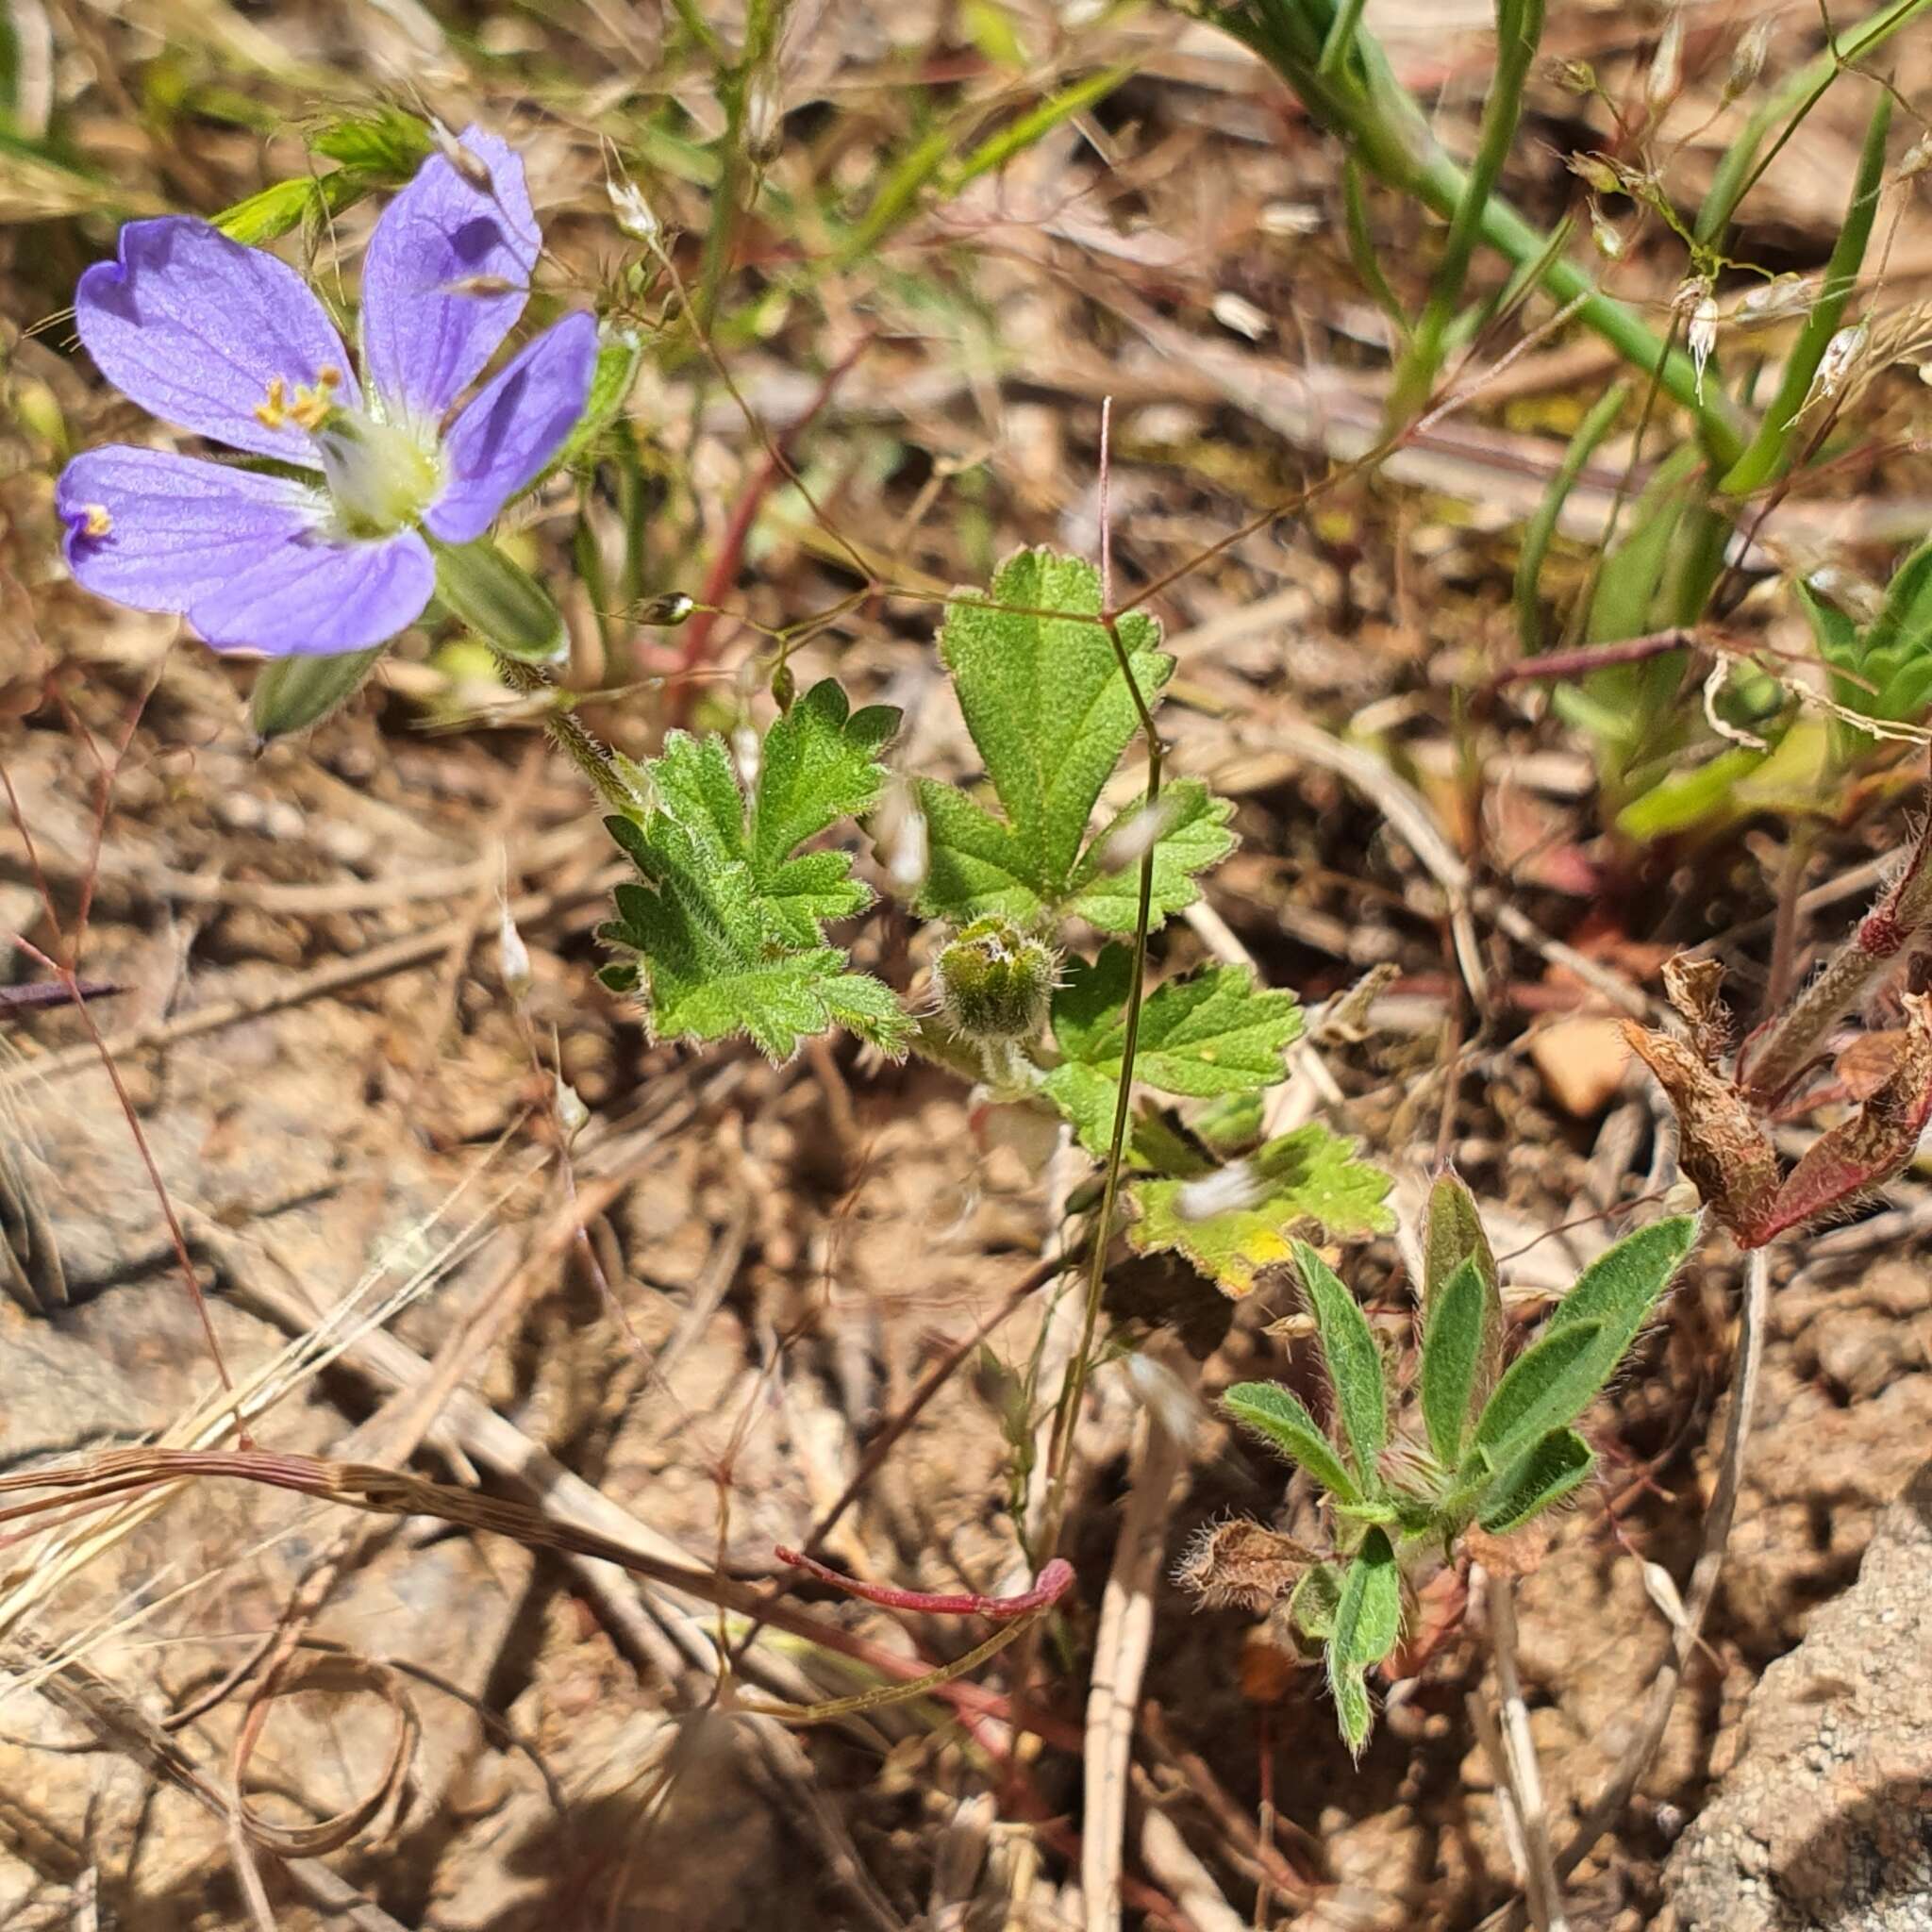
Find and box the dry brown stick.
[16,1641,412,1932]
[2,861,627,1088]
[1084,1353,1199,1932]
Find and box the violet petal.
[190,528,436,658]
[425,310,597,543]
[58,445,329,611]
[75,219,359,464]
[360,125,540,426]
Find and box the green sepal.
[248,647,386,741]
[433,539,568,664]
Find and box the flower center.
[254,373,442,539]
[314,409,441,539]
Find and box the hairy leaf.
[1330,1527,1402,1667]
[1477,1427,1595,1535]
[1292,1240,1387,1490]
[599,679,908,1061]
[1329,1657,1374,1758]
[1223,1381,1361,1504]
[1423,1171,1505,1410]
[1420,1255,1487,1467]
[1064,778,1238,934]
[1290,1562,1342,1642]
[915,549,1229,929]
[1470,1318,1607,1465]
[1129,1124,1394,1296]
[1041,945,1304,1156]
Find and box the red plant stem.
[774,1546,1074,1622]
[1739,804,1932,1103]
[0,1447,1082,1751]
[666,338,873,713]
[1485,626,1706,689]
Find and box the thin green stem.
[1038,613,1165,1557]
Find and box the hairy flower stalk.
[56,126,595,659]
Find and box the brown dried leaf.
[1621,1021,1781,1243]
[1762,994,1932,1241]
[1176,1519,1316,1612]
[1661,954,1732,1067]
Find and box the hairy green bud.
[936,916,1057,1041]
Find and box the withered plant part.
[1624,819,1932,1245]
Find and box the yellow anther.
[289,391,332,431]
[253,375,288,430]
[80,503,112,538]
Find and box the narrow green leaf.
[1420,1255,1487,1466]
[1291,1240,1387,1488]
[1330,1526,1401,1669]
[1223,1382,1361,1505]
[1424,1172,1505,1411]
[1477,1427,1595,1534]
[213,174,359,245]
[1515,379,1630,655]
[433,539,566,663]
[946,64,1133,189]
[1545,1213,1698,1353]
[1291,1562,1342,1642]
[248,647,385,741]
[1720,89,1892,496]
[1471,1317,1606,1463]
[1328,1655,1374,1757]
[1129,1124,1394,1297]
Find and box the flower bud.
[631,591,694,626]
[936,916,1057,1041]
[498,900,533,1002]
[1567,152,1622,196]
[1724,17,1773,102]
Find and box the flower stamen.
[253,375,289,430]
[286,365,343,431]
[77,503,112,539]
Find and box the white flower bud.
[553,1073,590,1141]
[1723,18,1772,103]
[1684,286,1719,401]
[1589,205,1624,260]
[498,899,533,1003]
[1211,291,1271,342]
[1734,274,1813,327]
[731,722,761,791]
[1646,8,1684,108]
[1799,321,1868,417]
[607,172,659,243]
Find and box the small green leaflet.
[598,679,910,1062]
[1130,1124,1394,1296]
[915,549,1234,935]
[1041,944,1304,1157]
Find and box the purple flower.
[56,126,596,658]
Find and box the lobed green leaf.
[600,679,909,1062]
[1041,946,1303,1157]
[1128,1124,1394,1296]
[914,550,1230,934]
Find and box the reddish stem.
[775,1545,1074,1622]
[665,338,873,717]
